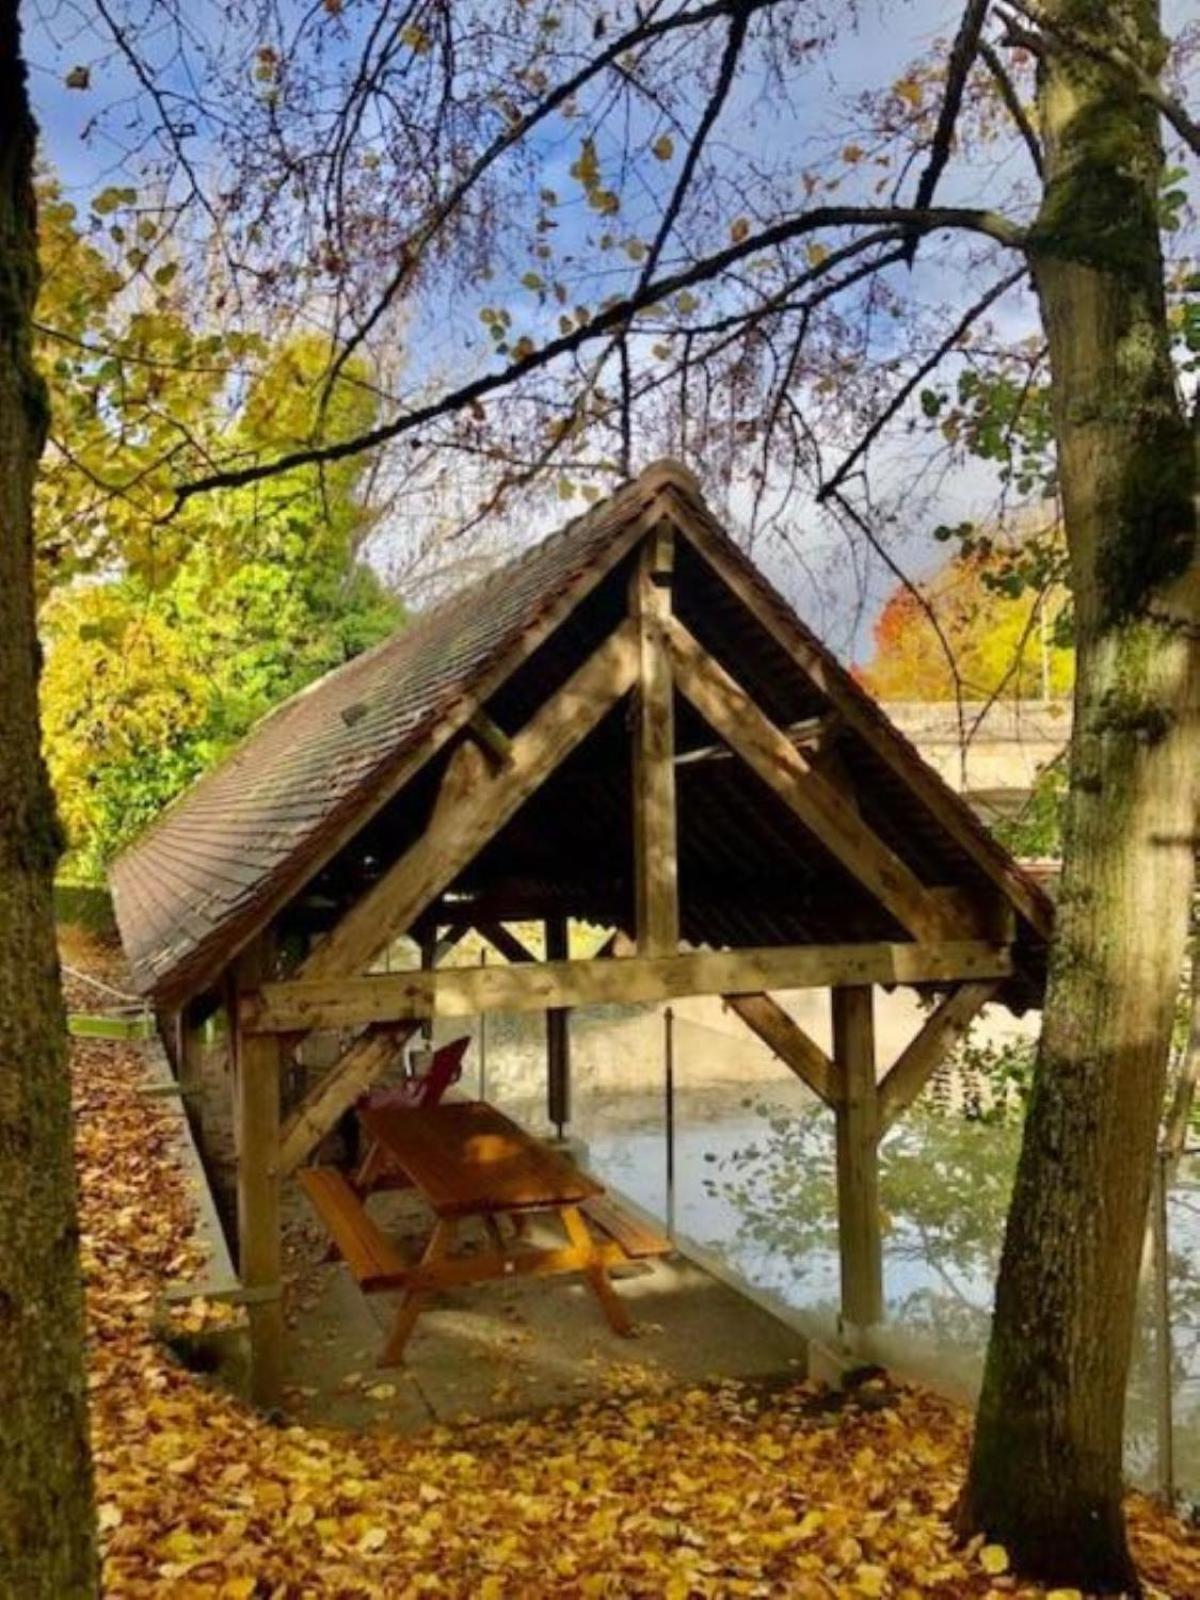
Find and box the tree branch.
[907,0,993,258]
[979,39,1043,176]
[1003,0,1200,158]
[322,0,780,399]
[818,264,1027,502]
[175,202,1023,506]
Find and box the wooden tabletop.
[358,1101,603,1218]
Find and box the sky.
[19,0,1200,666]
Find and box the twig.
[175,201,1024,506]
[817,264,1027,503]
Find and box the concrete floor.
[279,1186,808,1434]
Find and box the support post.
[832,984,883,1339]
[630,525,679,955]
[233,938,284,1407]
[176,1003,205,1102]
[546,916,571,1136]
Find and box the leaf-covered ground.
[76,1029,1200,1598]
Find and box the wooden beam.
[278,1024,417,1177]
[666,616,971,943]
[546,916,571,1133]
[298,619,639,982]
[467,708,513,767]
[877,979,1000,1133]
[477,922,537,964]
[242,939,1013,1033]
[233,938,284,1406]
[724,993,836,1106]
[631,525,679,955]
[667,506,1054,940]
[832,985,883,1332]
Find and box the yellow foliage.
[71,996,1200,1599]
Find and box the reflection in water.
[565,1081,1200,1503]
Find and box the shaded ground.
[74,1021,1200,1597]
[284,1186,808,1431]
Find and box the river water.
[456,1002,1200,1503]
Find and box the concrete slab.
[280,1185,807,1435]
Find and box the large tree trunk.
[0,5,99,1594]
[960,3,1199,1592]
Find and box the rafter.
[665,615,971,942]
[298,619,639,982]
[666,506,1053,941]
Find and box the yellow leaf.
[856,1565,888,1597]
[570,137,600,187]
[979,1543,1009,1575]
[730,216,750,243]
[895,76,922,107]
[652,134,674,161]
[1047,1592,1084,1600]
[806,242,829,268]
[221,1580,257,1600]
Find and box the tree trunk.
[961,4,1199,1592]
[0,5,99,1594]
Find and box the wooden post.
[832,984,883,1337]
[419,929,437,1049]
[233,937,284,1407]
[176,1003,205,1100]
[546,916,571,1135]
[630,526,679,955]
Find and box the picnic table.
[298,1101,670,1364]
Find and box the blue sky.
[21,1,1198,664]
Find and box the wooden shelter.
[111,460,1052,1404]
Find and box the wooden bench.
[580,1196,673,1260]
[297,1167,410,1292]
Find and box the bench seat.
[297,1166,410,1291]
[580,1196,672,1259]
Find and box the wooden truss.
[213,503,1031,1402]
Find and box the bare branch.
[908,0,993,256]
[175,202,1024,506]
[980,39,1043,176]
[818,264,1027,503]
[322,0,781,400]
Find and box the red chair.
[357,1034,472,1113]
[353,1036,472,1192]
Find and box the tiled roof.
[110,466,672,999]
[111,459,1052,1005]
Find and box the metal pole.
[664,1005,676,1239]
[478,948,487,1102]
[1152,1147,1175,1505]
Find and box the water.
[565,1077,1200,1504]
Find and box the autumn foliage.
[858,546,1073,704]
[75,1022,1200,1597]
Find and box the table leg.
[355,1138,387,1191]
[560,1205,633,1337]
[380,1217,457,1365]
[483,1214,507,1253]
